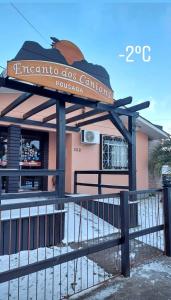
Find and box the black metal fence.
[74,170,129,194]
[128,189,164,268]
[0,193,122,299]
[0,182,171,299]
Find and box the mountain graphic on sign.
[12,38,112,89]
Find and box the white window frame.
[101,134,128,170]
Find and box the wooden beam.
[94,100,138,116]
[66,109,102,124]
[23,99,56,119]
[43,112,56,123]
[0,78,138,117]
[113,107,138,117]
[1,93,33,117]
[44,98,134,124]
[110,111,132,144]
[43,104,83,123]
[112,96,132,108]
[128,101,150,112]
[65,104,83,114]
[77,114,110,127]
[0,115,79,132]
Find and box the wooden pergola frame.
[0,77,150,196]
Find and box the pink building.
[0,89,168,194]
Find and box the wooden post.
[0,175,1,205]
[56,100,65,208]
[120,191,130,277]
[163,186,171,256]
[98,173,102,195]
[128,115,136,192]
[74,172,77,194]
[128,115,138,228]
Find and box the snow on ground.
[70,257,171,300]
[130,260,171,279]
[70,280,125,300]
[0,246,110,300]
[137,196,163,230]
[130,196,164,250]
[1,199,119,240]
[63,202,119,243]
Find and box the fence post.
[74,172,77,194]
[98,173,102,195]
[0,175,1,205]
[120,191,130,277]
[163,186,171,256]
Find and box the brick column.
[6,125,21,193]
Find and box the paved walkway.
[71,256,171,300]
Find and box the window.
[20,135,42,191]
[20,137,41,167]
[102,135,128,170]
[0,133,7,190]
[0,134,7,167]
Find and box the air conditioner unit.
[81,130,100,144]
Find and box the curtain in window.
[102,135,128,170]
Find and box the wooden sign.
[7,39,114,104]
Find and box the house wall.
[148,139,162,188]
[47,120,149,194]
[136,130,149,190]
[72,123,149,194]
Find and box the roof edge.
[137,115,169,139]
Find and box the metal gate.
[0,187,170,299]
[0,193,122,299]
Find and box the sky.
[0,0,171,133]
